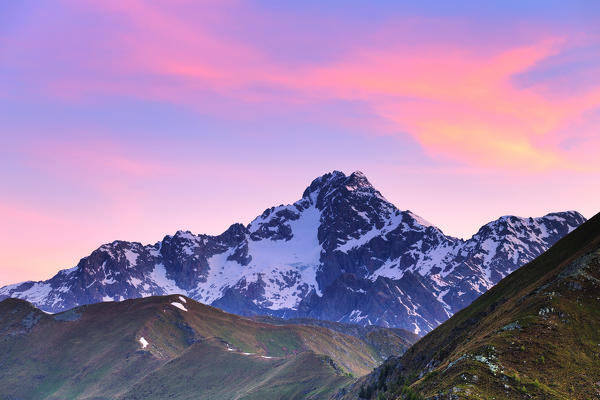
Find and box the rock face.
[0,171,586,334]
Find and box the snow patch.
[196,205,323,309]
[407,211,434,228]
[123,249,138,267]
[171,301,188,312]
[102,277,116,285]
[18,282,52,304]
[480,238,498,264]
[59,266,78,276]
[139,337,149,348]
[412,322,421,335]
[338,212,404,252]
[150,264,186,295]
[349,309,368,323]
[129,277,142,287]
[175,231,196,241]
[368,259,403,281]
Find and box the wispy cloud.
[6,1,597,171]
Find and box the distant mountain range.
[0,171,586,334]
[338,212,600,400]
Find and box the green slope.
[340,212,600,400]
[121,339,350,400]
[0,295,383,400]
[250,315,419,359]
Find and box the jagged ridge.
[0,171,586,334]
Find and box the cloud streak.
[6,1,596,171]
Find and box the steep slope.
[0,171,585,333]
[339,211,600,400]
[0,295,383,400]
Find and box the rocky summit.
[0,171,586,334]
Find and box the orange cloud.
[257,37,597,170]
[35,2,600,171]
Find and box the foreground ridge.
[0,294,409,399]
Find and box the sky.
[1,0,599,286]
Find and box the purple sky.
[1,0,599,285]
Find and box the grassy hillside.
[120,340,351,400]
[0,295,383,400]
[340,212,600,400]
[250,315,419,359]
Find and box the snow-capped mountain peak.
[0,171,587,334]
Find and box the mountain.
[0,171,586,334]
[0,294,385,400]
[337,211,600,400]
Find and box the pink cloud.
[10,1,600,172]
